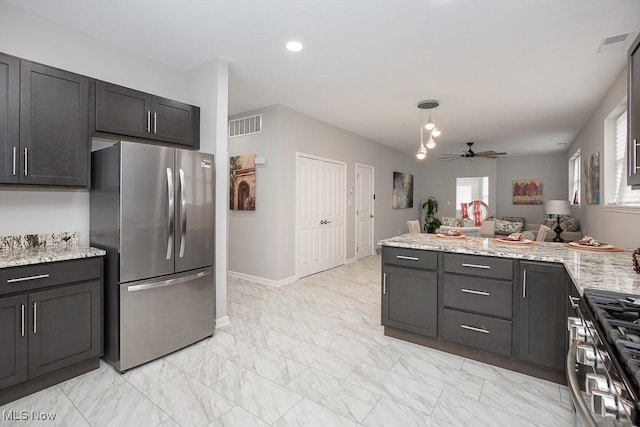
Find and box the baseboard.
[214,316,230,328]
[227,270,297,287]
[346,257,356,264]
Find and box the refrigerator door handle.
[166,167,174,260]
[179,168,187,257]
[127,270,211,292]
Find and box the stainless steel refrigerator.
[90,141,215,372]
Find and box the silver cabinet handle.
[461,288,490,296]
[166,167,174,260]
[153,112,157,134]
[178,168,187,257]
[12,146,16,176]
[461,263,490,269]
[33,302,37,334]
[396,255,419,261]
[522,270,527,298]
[460,324,489,334]
[146,111,151,132]
[569,295,580,309]
[634,139,639,173]
[383,273,387,294]
[7,273,50,283]
[24,147,28,176]
[21,304,25,337]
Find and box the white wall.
[567,67,639,249]
[0,3,188,244]
[228,105,422,282]
[496,153,567,226]
[419,158,498,220]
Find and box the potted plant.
[423,197,442,233]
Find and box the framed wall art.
[512,179,543,205]
[230,154,256,210]
[393,172,414,209]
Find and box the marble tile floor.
[0,255,575,426]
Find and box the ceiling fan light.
[431,128,441,137]
[424,121,435,131]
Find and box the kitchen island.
[379,233,640,383]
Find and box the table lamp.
[546,200,570,242]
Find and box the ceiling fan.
[437,142,507,160]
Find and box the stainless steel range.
[568,288,640,426]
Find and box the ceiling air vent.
[597,32,632,53]
[229,114,262,138]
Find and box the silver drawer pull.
[460,324,490,334]
[396,255,419,261]
[568,295,580,309]
[7,274,50,284]
[461,288,490,296]
[461,263,490,269]
[383,273,387,294]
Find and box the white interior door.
[356,163,375,259]
[297,154,345,278]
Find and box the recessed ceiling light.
[286,41,303,52]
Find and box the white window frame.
[605,104,640,211]
[568,149,581,207]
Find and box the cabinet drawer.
[444,253,512,280]
[443,274,512,318]
[382,247,437,270]
[0,258,102,296]
[442,308,512,357]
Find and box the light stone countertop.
[0,232,106,269]
[380,234,640,295]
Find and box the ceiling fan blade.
[475,150,506,156]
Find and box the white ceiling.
[3,0,640,157]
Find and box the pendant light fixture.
[416,100,442,159]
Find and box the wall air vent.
[229,114,262,138]
[597,32,632,53]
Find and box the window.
[456,176,489,215]
[609,110,640,206]
[569,149,581,206]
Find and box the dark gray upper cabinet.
[0,60,89,187]
[0,53,20,184]
[95,81,200,149]
[518,261,567,370]
[628,32,640,188]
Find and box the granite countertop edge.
[380,234,640,295]
[0,246,106,269]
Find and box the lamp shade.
[546,200,570,216]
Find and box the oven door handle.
[567,340,599,427]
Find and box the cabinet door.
[151,97,199,148]
[518,261,566,370]
[382,265,437,337]
[628,35,640,187]
[95,81,151,139]
[0,53,19,184]
[28,281,101,378]
[20,61,89,186]
[0,295,28,389]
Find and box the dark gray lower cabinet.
[28,281,101,378]
[0,295,28,389]
[0,258,102,404]
[518,261,567,370]
[382,265,437,337]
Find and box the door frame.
[295,152,347,279]
[355,163,375,259]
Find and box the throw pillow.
[560,217,580,232]
[542,218,557,229]
[536,224,551,242]
[441,217,464,227]
[494,219,523,235]
[500,216,526,228]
